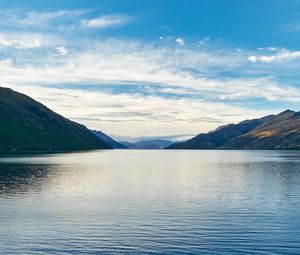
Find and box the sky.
[0,0,300,141]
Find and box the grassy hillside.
[226,110,300,150]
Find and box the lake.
[0,150,300,254]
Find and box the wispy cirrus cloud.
[0,9,91,29]
[18,9,89,27]
[281,22,300,33]
[0,31,64,51]
[0,9,132,31]
[0,36,41,48]
[1,38,300,104]
[80,14,131,29]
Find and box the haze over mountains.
[90,131,175,149]
[167,110,300,150]
[0,87,111,151]
[120,139,174,149]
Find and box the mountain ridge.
[120,139,174,149]
[0,87,111,151]
[91,130,127,149]
[166,110,300,150]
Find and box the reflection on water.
[0,150,300,254]
[0,164,53,194]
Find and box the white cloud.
[257,47,279,51]
[23,10,77,25]
[248,55,257,63]
[0,58,12,67]
[80,14,130,29]
[0,36,41,48]
[198,37,210,45]
[5,9,89,28]
[176,38,185,46]
[0,38,299,104]
[56,46,69,56]
[218,78,300,102]
[248,49,300,63]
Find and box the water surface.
[0,150,300,254]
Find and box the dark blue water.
[0,150,300,254]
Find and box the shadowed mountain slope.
[0,87,111,151]
[91,130,127,149]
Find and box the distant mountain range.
[0,87,111,151]
[120,139,174,149]
[166,110,300,150]
[91,130,126,149]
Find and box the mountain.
[120,139,174,149]
[0,87,111,151]
[166,110,300,150]
[119,141,134,148]
[225,110,300,150]
[91,130,127,149]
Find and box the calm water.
[0,150,300,254]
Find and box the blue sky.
[0,0,300,141]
